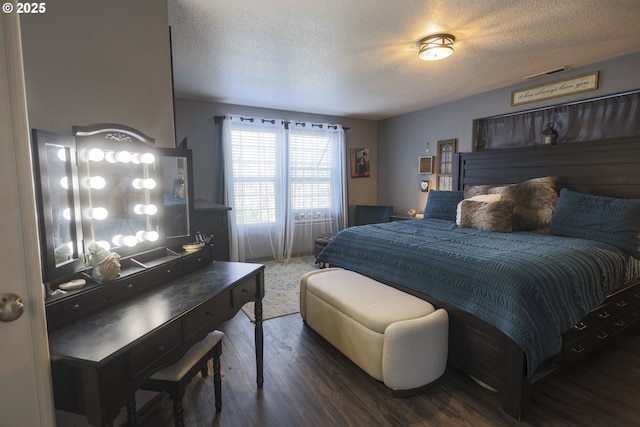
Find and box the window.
[289,131,336,222]
[222,117,347,262]
[229,130,280,225]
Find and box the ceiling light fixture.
[418,34,455,61]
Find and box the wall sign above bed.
[511,71,599,106]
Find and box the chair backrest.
[354,205,393,226]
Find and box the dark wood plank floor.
[137,312,640,427]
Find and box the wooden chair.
[131,330,224,426]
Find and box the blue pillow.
[549,188,640,258]
[424,190,464,221]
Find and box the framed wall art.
[350,148,370,178]
[436,139,456,190]
[418,156,433,174]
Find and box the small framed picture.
[350,148,370,178]
[418,156,433,174]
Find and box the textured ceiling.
[168,0,640,120]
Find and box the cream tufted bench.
[300,268,448,393]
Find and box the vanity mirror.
[32,124,200,290]
[73,124,160,257]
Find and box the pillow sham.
[423,190,464,221]
[549,188,640,258]
[457,199,514,233]
[464,176,559,231]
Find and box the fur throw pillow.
[464,176,559,231]
[458,199,515,233]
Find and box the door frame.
[1,6,55,426]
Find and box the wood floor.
[137,312,640,427]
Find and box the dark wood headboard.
[454,137,640,199]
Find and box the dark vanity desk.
[48,261,265,427]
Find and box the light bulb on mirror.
[112,234,138,247]
[132,178,156,190]
[88,207,108,220]
[136,230,159,242]
[57,148,67,162]
[134,204,157,215]
[60,176,69,189]
[88,176,106,189]
[140,152,155,164]
[87,148,105,162]
[114,151,132,163]
[105,151,117,163]
[63,208,71,221]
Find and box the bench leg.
[213,342,222,412]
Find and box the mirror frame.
[31,129,85,284]
[156,147,195,248]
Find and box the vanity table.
[30,124,259,426]
[48,260,264,427]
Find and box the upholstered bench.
[300,268,448,394]
[137,330,224,426]
[314,233,335,257]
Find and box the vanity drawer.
[183,291,231,341]
[146,258,184,283]
[129,321,182,380]
[103,275,147,303]
[46,290,104,329]
[232,278,257,308]
[183,250,212,272]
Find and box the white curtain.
[222,117,347,262]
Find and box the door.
[0,9,55,427]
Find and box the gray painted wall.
[20,0,175,146]
[174,98,379,219]
[378,52,640,216]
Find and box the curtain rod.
[213,114,349,130]
[477,89,640,121]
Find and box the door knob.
[0,293,24,322]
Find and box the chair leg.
[213,342,222,412]
[172,394,185,427]
[126,395,137,426]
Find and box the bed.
[316,137,640,419]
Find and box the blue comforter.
[316,219,638,377]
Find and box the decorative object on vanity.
[436,139,456,191]
[417,34,455,61]
[511,71,599,106]
[542,122,558,145]
[88,242,121,282]
[350,147,370,178]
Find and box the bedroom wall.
[19,0,175,146]
[378,52,640,215]
[173,97,379,215]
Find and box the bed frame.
[394,137,640,419]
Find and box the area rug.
[241,256,319,321]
